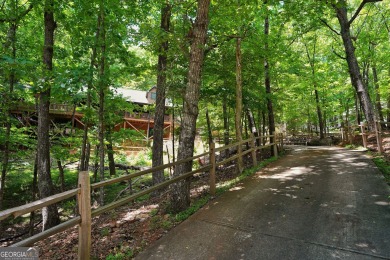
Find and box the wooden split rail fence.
[0,133,283,259]
[359,120,389,155]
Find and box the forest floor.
[1,131,389,259]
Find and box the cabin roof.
[115,87,172,107]
[116,88,150,105]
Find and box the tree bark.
[152,2,171,192]
[29,154,38,236]
[262,110,266,145]
[333,1,376,130]
[314,88,324,139]
[171,0,211,213]
[235,37,243,173]
[80,14,100,171]
[247,108,260,146]
[106,129,116,176]
[98,1,106,206]
[222,92,230,157]
[264,0,275,154]
[372,65,384,124]
[304,38,324,139]
[38,0,60,231]
[387,94,390,125]
[57,160,65,192]
[354,92,362,125]
[206,108,213,146]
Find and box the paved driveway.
[136,146,390,260]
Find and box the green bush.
[373,157,390,185]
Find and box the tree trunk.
[57,160,65,192]
[354,92,362,125]
[387,98,390,125]
[29,154,38,236]
[93,145,99,183]
[314,88,324,139]
[152,2,171,191]
[206,108,213,146]
[304,38,324,139]
[222,94,230,158]
[334,1,376,130]
[106,129,116,176]
[97,2,106,206]
[262,110,266,145]
[37,0,60,231]
[80,13,101,171]
[372,65,384,124]
[247,108,260,146]
[264,0,275,155]
[170,0,211,213]
[235,37,243,173]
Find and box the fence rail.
[0,133,282,259]
[358,120,389,154]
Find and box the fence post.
[250,134,257,166]
[78,171,91,260]
[272,132,278,158]
[375,121,383,154]
[209,142,216,196]
[360,122,367,148]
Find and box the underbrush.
[372,157,390,185]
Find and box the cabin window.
[151,92,157,100]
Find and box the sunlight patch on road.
[284,193,297,199]
[229,186,244,191]
[374,201,389,206]
[258,167,312,181]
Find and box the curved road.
[136,146,390,260]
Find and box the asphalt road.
[136,146,390,260]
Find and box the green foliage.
[105,249,134,260]
[372,157,390,185]
[127,149,152,167]
[100,227,110,237]
[2,166,35,208]
[174,195,210,222]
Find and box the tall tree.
[263,0,275,154]
[329,0,381,130]
[235,36,243,173]
[152,2,172,192]
[171,0,211,213]
[97,0,106,205]
[304,35,325,139]
[38,0,60,230]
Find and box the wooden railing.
[0,133,283,259]
[359,120,389,155]
[12,103,74,113]
[124,111,171,122]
